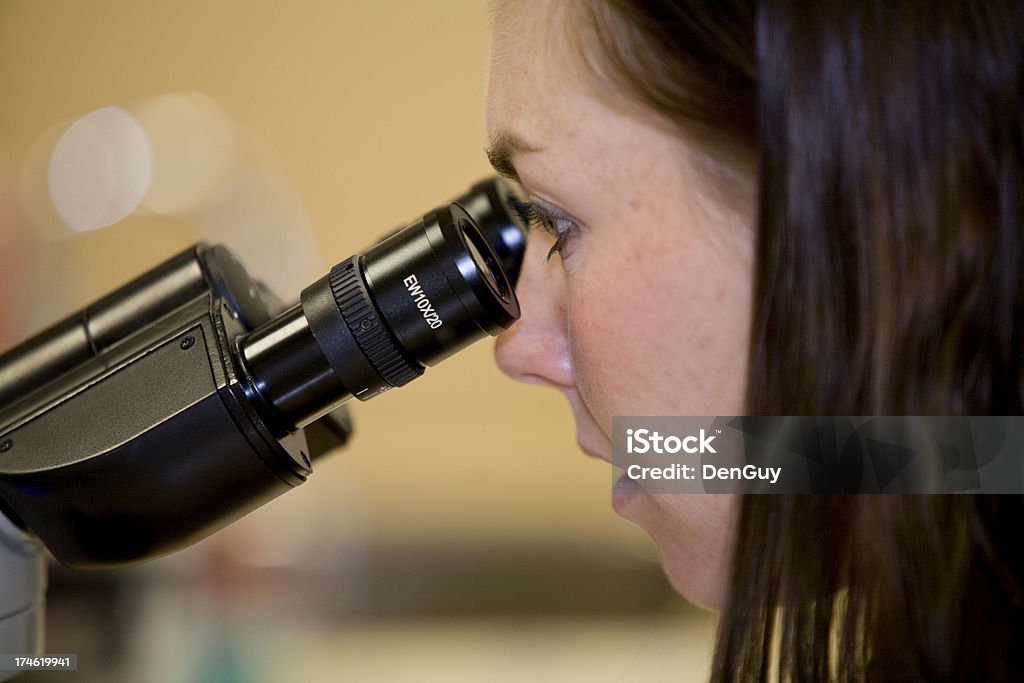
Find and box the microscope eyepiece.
[453,177,527,284]
[0,176,524,568]
[239,201,520,432]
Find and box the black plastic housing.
[0,245,342,567]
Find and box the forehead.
[485,1,587,145]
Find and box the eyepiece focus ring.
[329,257,421,388]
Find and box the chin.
[617,492,735,610]
[659,554,727,611]
[639,510,732,610]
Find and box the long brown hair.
[573,0,1024,679]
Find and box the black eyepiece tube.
[376,177,528,287]
[454,177,527,284]
[240,202,520,431]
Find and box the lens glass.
[461,219,509,301]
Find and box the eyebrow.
[485,132,542,184]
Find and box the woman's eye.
[509,197,577,262]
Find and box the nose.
[495,234,575,388]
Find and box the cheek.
[564,279,647,437]
[564,227,750,429]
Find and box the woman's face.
[485,2,756,609]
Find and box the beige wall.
[0,1,650,557]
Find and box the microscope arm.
[0,513,45,678]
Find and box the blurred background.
[0,2,716,681]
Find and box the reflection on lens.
[454,178,527,285]
[461,218,508,302]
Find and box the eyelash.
[508,198,576,262]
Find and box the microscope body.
[0,244,352,568]
[0,178,524,666]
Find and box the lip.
[612,472,641,514]
[562,394,639,512]
[577,439,642,515]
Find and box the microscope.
[0,178,525,669]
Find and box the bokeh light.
[133,92,241,217]
[47,106,151,233]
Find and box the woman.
[486,0,1024,680]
